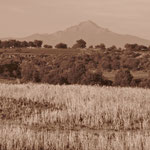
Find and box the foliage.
[0,43,150,87]
[0,40,43,48]
[43,44,53,48]
[72,39,86,48]
[114,69,133,86]
[125,43,148,51]
[55,43,67,49]
[95,43,106,50]
[0,62,20,78]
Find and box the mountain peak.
[79,20,100,28]
[13,20,150,48]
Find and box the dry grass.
[0,83,150,149]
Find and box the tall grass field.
[0,83,150,149]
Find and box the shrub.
[111,59,120,70]
[107,45,117,51]
[72,39,86,49]
[43,45,53,48]
[130,78,142,87]
[67,63,86,84]
[81,70,104,85]
[41,70,60,84]
[139,79,150,88]
[55,43,67,49]
[0,62,20,78]
[20,61,39,82]
[114,69,133,86]
[95,43,106,50]
[122,58,140,70]
[100,56,112,71]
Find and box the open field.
[0,83,150,149]
[0,48,82,56]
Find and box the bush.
[41,70,68,85]
[139,79,150,88]
[111,59,120,70]
[100,56,112,71]
[67,63,86,84]
[95,43,106,50]
[114,69,133,86]
[0,62,20,78]
[55,43,67,49]
[122,58,140,70]
[81,70,104,85]
[20,61,40,82]
[43,45,53,48]
[72,39,86,49]
[130,78,142,87]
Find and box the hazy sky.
[0,0,150,39]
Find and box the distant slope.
[3,20,150,48]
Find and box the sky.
[0,0,150,40]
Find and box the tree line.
[0,40,43,48]
[0,39,150,51]
[0,39,86,49]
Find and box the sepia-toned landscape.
[1,0,150,149]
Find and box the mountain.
[3,20,150,47]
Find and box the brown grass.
[0,83,150,149]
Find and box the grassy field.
[0,48,82,55]
[0,83,150,149]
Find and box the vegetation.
[43,44,53,48]
[0,84,150,149]
[0,40,43,48]
[0,40,150,87]
[95,43,106,50]
[114,69,133,86]
[72,39,86,48]
[55,43,68,49]
[1,39,150,149]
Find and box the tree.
[81,70,105,85]
[1,41,10,48]
[9,40,16,48]
[55,43,67,49]
[72,39,86,49]
[21,41,28,48]
[28,41,35,48]
[34,40,43,48]
[14,41,21,48]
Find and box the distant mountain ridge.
[2,20,150,47]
